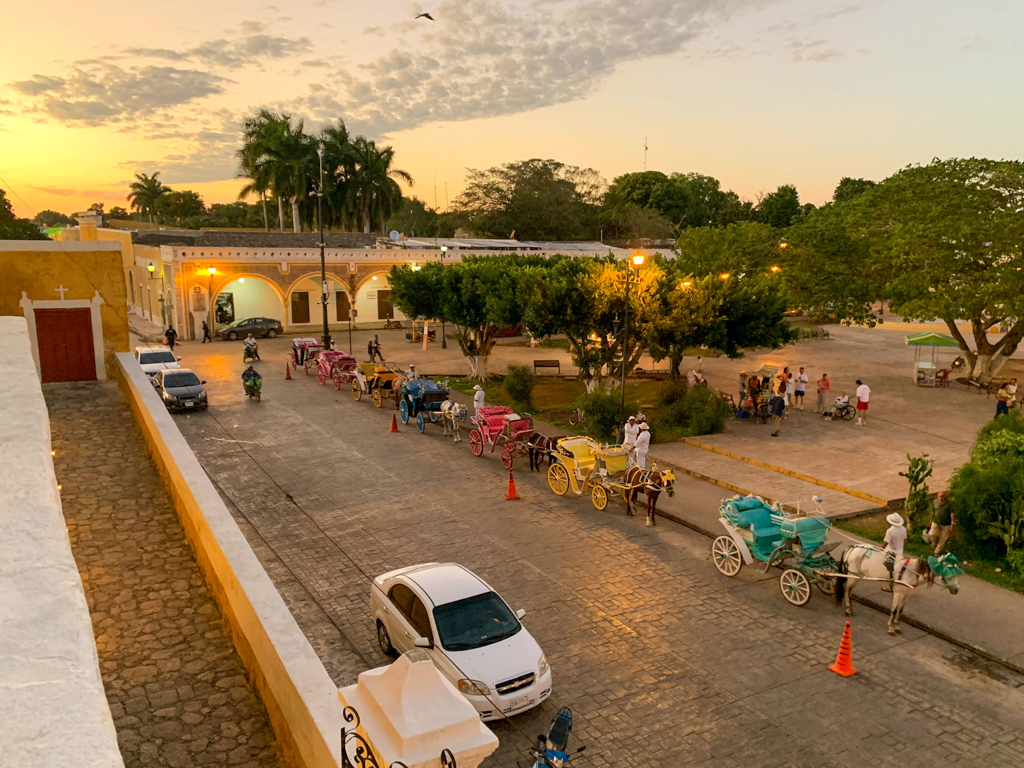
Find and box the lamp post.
[439,245,448,349]
[207,267,217,336]
[620,252,646,415]
[147,263,166,327]
[316,145,332,349]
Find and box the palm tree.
[237,110,299,232]
[348,138,414,234]
[317,121,355,230]
[127,172,170,223]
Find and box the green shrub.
[658,385,729,437]
[576,390,639,440]
[977,409,1024,445]
[899,453,934,530]
[658,378,689,406]
[504,364,535,407]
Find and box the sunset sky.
[2,0,1021,219]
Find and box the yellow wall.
[0,245,130,377]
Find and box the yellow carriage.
[546,436,633,510]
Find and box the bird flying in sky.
[415,13,434,21]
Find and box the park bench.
[534,359,561,375]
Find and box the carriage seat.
[596,446,629,476]
[780,515,832,553]
[723,499,780,540]
[560,437,598,470]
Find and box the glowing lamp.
[720,272,730,281]
[238,277,245,283]
[771,266,781,273]
[682,280,693,288]
[147,264,155,274]
[631,252,645,267]
[207,267,217,276]
[372,275,378,281]
[779,241,789,249]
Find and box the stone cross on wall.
[54,285,70,300]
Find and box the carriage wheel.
[291,358,297,370]
[317,369,327,385]
[333,372,342,390]
[591,485,608,511]
[500,449,513,470]
[429,411,440,423]
[373,389,384,408]
[416,413,426,433]
[780,569,812,606]
[398,399,409,422]
[352,380,362,401]
[547,463,570,496]
[815,565,839,595]
[469,430,484,456]
[712,536,743,577]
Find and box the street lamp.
[620,251,646,415]
[315,145,332,349]
[147,263,166,327]
[439,245,448,348]
[207,267,216,335]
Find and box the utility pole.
[317,145,331,349]
[620,252,646,415]
[440,246,448,349]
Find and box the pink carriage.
[469,405,537,469]
[315,349,357,386]
[291,337,324,375]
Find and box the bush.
[658,378,689,407]
[576,390,638,440]
[504,364,535,407]
[658,384,729,437]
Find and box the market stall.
[905,331,959,386]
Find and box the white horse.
[439,400,467,443]
[834,547,962,635]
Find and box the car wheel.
[227,331,238,341]
[267,329,277,339]
[377,621,396,656]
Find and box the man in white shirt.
[622,416,640,449]
[883,512,907,588]
[855,379,871,425]
[633,423,651,469]
[472,384,485,415]
[794,367,809,410]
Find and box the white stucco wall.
[355,273,407,322]
[219,277,284,323]
[0,317,124,768]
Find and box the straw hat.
[472,384,483,391]
[639,422,650,431]
[628,415,636,421]
[886,512,905,527]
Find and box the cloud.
[787,38,842,62]
[238,20,265,33]
[117,109,243,184]
[819,4,860,20]
[299,0,774,136]
[126,33,311,69]
[11,64,230,125]
[363,26,385,36]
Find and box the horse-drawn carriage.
[468,406,539,469]
[314,349,356,386]
[711,496,840,606]
[398,379,465,435]
[341,363,404,407]
[291,337,324,376]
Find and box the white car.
[370,563,552,721]
[135,346,181,376]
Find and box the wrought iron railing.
[341,705,457,768]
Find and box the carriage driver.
[883,512,908,588]
[622,415,640,449]
[632,422,651,469]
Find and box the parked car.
[218,317,284,341]
[151,368,208,412]
[370,563,551,721]
[134,346,181,376]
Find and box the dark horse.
[623,464,676,527]
[527,433,557,471]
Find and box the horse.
[623,463,676,527]
[834,547,962,635]
[527,433,556,472]
[439,400,467,443]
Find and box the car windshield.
[163,372,201,388]
[139,351,175,364]
[228,319,247,327]
[432,591,521,652]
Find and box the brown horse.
[623,464,676,527]
[527,433,556,471]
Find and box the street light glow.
[238,277,245,283]
[147,264,155,273]
[682,280,693,288]
[771,265,781,273]
[631,252,645,266]
[207,267,217,276]
[720,272,730,280]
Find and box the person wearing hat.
[622,415,640,450]
[738,371,748,408]
[924,491,955,555]
[883,512,907,588]
[472,383,485,415]
[633,422,651,469]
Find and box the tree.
[389,255,537,380]
[348,138,413,234]
[157,190,205,227]
[33,209,76,228]
[127,172,170,222]
[0,189,48,239]
[387,197,456,238]
[833,176,876,203]
[675,222,785,279]
[237,109,300,232]
[454,159,604,240]
[757,184,802,228]
[107,206,132,220]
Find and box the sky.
[1,0,1022,219]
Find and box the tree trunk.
[261,194,269,232]
[467,355,488,381]
[277,197,286,232]
[947,316,1024,380]
[362,207,371,233]
[291,198,301,233]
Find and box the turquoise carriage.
[711,496,840,606]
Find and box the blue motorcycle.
[531,708,585,768]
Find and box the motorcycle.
[243,342,259,363]
[243,377,262,402]
[951,355,965,373]
[531,708,584,768]
[383,319,404,330]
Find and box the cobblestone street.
[46,382,284,768]
[174,342,1024,768]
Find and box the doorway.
[335,291,351,322]
[34,308,97,382]
[377,290,394,320]
[291,292,310,324]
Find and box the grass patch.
[835,512,1024,596]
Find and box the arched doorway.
[215,276,286,327]
[355,273,406,324]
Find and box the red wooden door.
[34,308,96,383]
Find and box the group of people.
[995,379,1019,417]
[739,367,873,436]
[622,415,652,468]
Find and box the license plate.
[508,694,531,711]
[183,401,195,407]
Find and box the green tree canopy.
[0,189,48,239]
[757,184,802,228]
[33,209,77,228]
[833,176,876,203]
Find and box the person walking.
[923,491,955,555]
[738,371,748,407]
[371,335,384,362]
[779,367,792,414]
[1007,378,1019,410]
[996,384,1011,417]
[622,415,640,449]
[883,512,907,589]
[633,422,651,469]
[794,367,808,410]
[201,320,211,344]
[472,384,486,415]
[816,372,831,413]
[367,338,374,361]
[855,379,871,425]
[164,326,178,350]
[771,378,787,437]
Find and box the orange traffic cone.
[828,621,858,677]
[505,469,520,501]
[390,414,400,433]
[285,361,292,380]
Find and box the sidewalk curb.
[681,438,891,507]
[651,503,1024,678]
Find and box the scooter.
[243,342,260,363]
[243,377,262,402]
[531,708,585,768]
